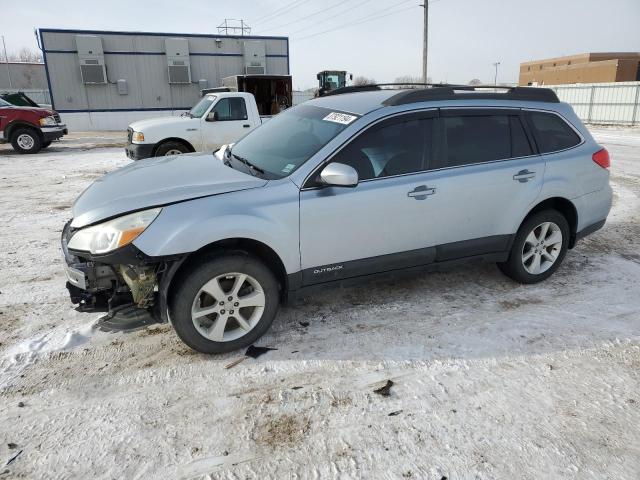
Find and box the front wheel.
[155,141,189,157]
[170,254,280,354]
[10,128,42,154]
[498,210,569,284]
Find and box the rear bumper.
[125,143,154,160]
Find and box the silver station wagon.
[61,84,612,353]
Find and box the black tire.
[170,254,280,354]
[42,141,52,148]
[10,128,42,154]
[155,141,190,157]
[498,209,570,284]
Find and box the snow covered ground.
[0,128,639,479]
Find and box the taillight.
[592,148,610,169]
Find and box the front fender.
[132,180,300,274]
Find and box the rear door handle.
[407,185,436,200]
[513,169,536,182]
[243,124,251,128]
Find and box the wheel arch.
[521,197,579,248]
[152,137,196,156]
[166,237,289,306]
[5,120,42,141]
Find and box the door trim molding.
[292,234,513,289]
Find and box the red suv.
[0,97,67,154]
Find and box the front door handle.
[513,169,536,183]
[243,124,251,128]
[407,185,436,200]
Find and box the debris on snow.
[5,449,22,466]
[374,380,394,397]
[245,345,277,359]
[225,345,278,369]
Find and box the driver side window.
[211,98,248,121]
[330,116,432,181]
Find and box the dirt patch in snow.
[253,413,311,448]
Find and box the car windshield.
[189,96,215,118]
[230,104,358,179]
[0,98,12,107]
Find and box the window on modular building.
[434,115,511,169]
[211,98,248,121]
[527,112,581,153]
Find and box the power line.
[260,0,355,33]
[251,0,314,27]
[286,0,372,36]
[294,2,418,41]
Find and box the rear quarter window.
[527,111,581,153]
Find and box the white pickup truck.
[125,92,267,160]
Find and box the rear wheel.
[170,254,280,354]
[155,141,189,157]
[498,210,569,284]
[10,128,42,154]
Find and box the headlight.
[68,208,161,254]
[39,116,57,126]
[132,131,145,142]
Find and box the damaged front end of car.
[61,211,184,331]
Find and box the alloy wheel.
[521,221,563,275]
[191,272,266,342]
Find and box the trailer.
[208,74,292,116]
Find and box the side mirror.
[206,111,218,122]
[319,162,358,187]
[349,74,353,81]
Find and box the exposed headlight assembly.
[39,116,57,126]
[68,208,161,254]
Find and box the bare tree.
[468,78,482,86]
[352,76,376,86]
[393,75,432,87]
[3,47,43,63]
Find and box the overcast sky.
[3,0,639,89]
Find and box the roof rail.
[323,83,559,104]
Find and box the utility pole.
[2,36,12,89]
[493,61,501,85]
[421,2,429,83]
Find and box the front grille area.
[127,127,133,144]
[53,113,62,124]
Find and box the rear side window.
[510,116,533,158]
[527,112,581,153]
[430,114,533,169]
[434,114,532,169]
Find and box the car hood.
[71,152,267,228]
[6,105,54,116]
[129,115,191,131]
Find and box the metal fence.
[546,81,640,125]
[293,90,314,105]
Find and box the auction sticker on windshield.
[323,112,358,125]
